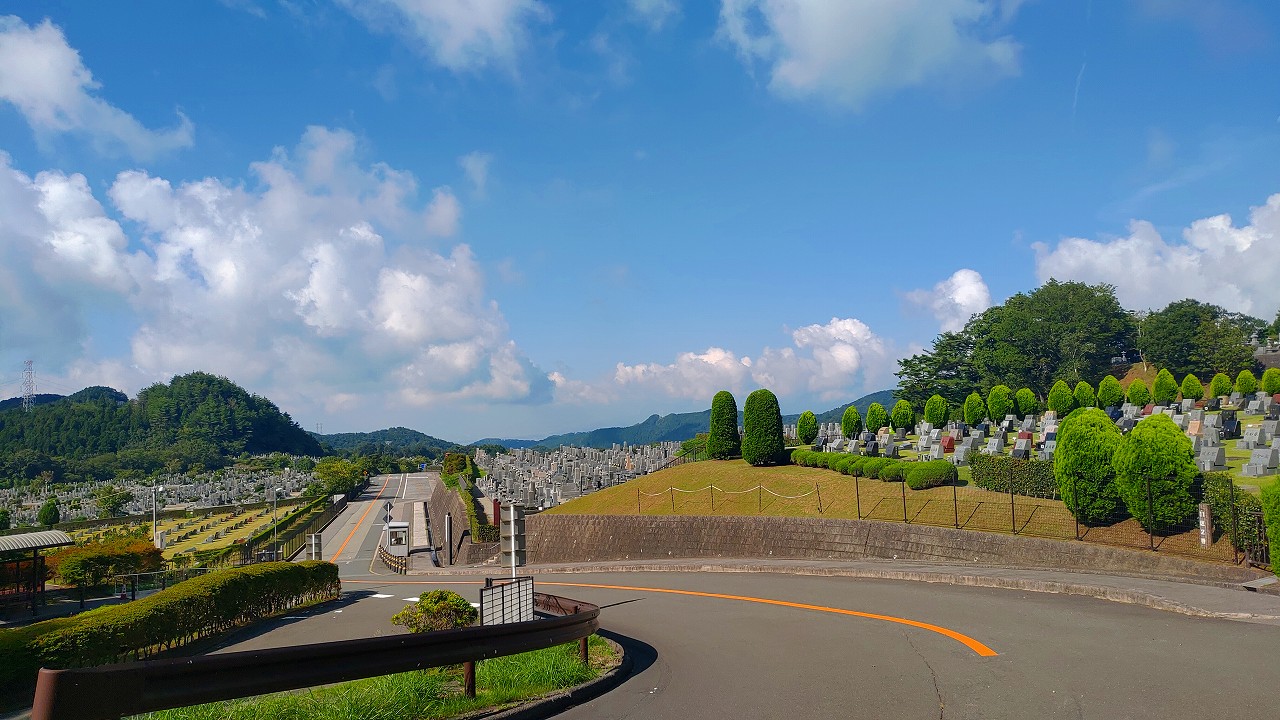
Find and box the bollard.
[579,636,589,664]
[464,660,476,698]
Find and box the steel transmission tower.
[21,360,35,412]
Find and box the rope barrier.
[637,484,817,500]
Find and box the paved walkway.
[412,557,1280,625]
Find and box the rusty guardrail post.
[464,661,476,698]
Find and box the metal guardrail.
[30,591,599,720]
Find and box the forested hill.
[0,372,321,459]
[313,427,460,457]
[476,390,896,450]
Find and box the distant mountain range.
[473,389,896,450]
[311,426,461,457]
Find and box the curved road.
[222,475,1279,718]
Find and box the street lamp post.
[151,485,164,548]
[272,487,283,560]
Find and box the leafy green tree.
[1097,375,1124,408]
[93,485,133,518]
[865,402,889,433]
[707,391,742,459]
[1235,369,1258,396]
[894,331,980,410]
[1014,388,1039,416]
[797,411,818,445]
[1126,379,1150,406]
[1209,372,1234,399]
[986,385,1012,423]
[840,405,863,438]
[1263,367,1280,396]
[963,393,985,425]
[1054,408,1124,525]
[1192,317,1255,378]
[1047,380,1075,416]
[742,389,786,466]
[969,280,1134,394]
[1111,414,1197,532]
[1180,374,1204,402]
[1138,299,1221,377]
[391,590,478,632]
[923,395,948,427]
[37,497,60,528]
[1262,485,1280,581]
[889,400,915,431]
[1073,381,1096,409]
[0,507,9,530]
[1152,369,1179,405]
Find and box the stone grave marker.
[1248,400,1263,414]
[930,444,945,461]
[1242,448,1279,477]
[1105,406,1122,421]
[1117,417,1136,434]
[1197,446,1226,472]
[1189,409,1204,422]
[939,435,956,452]
[847,439,860,454]
[884,441,900,459]
[1142,404,1155,416]
[1202,426,1221,446]
[894,427,907,441]
[918,435,933,451]
[1189,436,1202,454]
[1186,419,1202,437]
[864,441,879,457]
[1012,438,1031,460]
[1039,440,1056,462]
[1262,420,1278,439]
[1180,399,1195,413]
[952,445,971,466]
[1203,413,1222,428]
[984,437,1005,455]
[1229,392,1243,407]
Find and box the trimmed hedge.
[743,388,787,466]
[797,410,818,445]
[1202,472,1264,551]
[1073,381,1096,409]
[1053,408,1124,525]
[1097,375,1123,408]
[1126,378,1150,406]
[1262,485,1280,579]
[905,460,958,490]
[1015,387,1039,416]
[878,461,907,482]
[1210,372,1233,399]
[1235,369,1258,396]
[963,392,985,425]
[30,561,340,667]
[707,390,742,459]
[986,385,1012,424]
[969,452,1058,498]
[865,403,889,433]
[889,400,914,431]
[1047,380,1075,417]
[1263,367,1280,396]
[1153,368,1178,405]
[841,405,863,438]
[923,395,949,427]
[1112,414,1197,532]
[862,457,892,479]
[1181,373,1204,402]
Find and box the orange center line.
[333,477,392,560]
[341,578,998,657]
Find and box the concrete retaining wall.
[525,514,1258,584]
[425,478,499,565]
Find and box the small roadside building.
[0,530,74,617]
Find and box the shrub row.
[788,451,957,489]
[446,456,499,543]
[1263,486,1280,579]
[969,452,1059,498]
[1202,472,1264,551]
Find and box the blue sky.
[1,1,1278,442]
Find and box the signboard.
[479,576,534,625]
[1198,503,1213,549]
[382,500,394,525]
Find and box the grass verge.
[128,635,617,720]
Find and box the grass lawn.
[128,636,617,720]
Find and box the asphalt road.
[217,476,1280,719]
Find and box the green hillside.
[314,426,460,457]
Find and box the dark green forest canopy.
[896,280,1272,407]
[0,372,321,483]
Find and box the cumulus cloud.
[459,152,492,196]
[0,128,551,416]
[628,0,679,31]
[0,16,193,159]
[716,0,1022,107]
[606,317,892,404]
[338,0,549,73]
[905,268,992,332]
[1033,192,1280,316]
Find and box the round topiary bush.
[890,400,915,430]
[743,388,786,466]
[1097,375,1123,408]
[905,460,958,490]
[877,460,906,482]
[1015,387,1039,416]
[790,448,811,465]
[1180,373,1204,402]
[862,457,891,479]
[923,395,948,427]
[797,410,818,445]
[833,456,854,474]
[986,385,1012,423]
[1111,414,1197,532]
[1153,368,1178,405]
[1126,378,1150,406]
[1235,369,1258,396]
[707,390,741,459]
[865,403,889,433]
[1053,408,1125,525]
[1210,372,1233,399]
[963,392,985,425]
[1073,381,1096,409]
[1262,367,1280,396]
[392,589,478,632]
[841,405,863,438]
[1047,380,1075,416]
[846,456,867,476]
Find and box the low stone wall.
[425,477,498,565]
[525,514,1259,584]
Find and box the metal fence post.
[854,474,861,519]
[816,484,823,514]
[637,488,641,515]
[669,488,675,513]
[464,660,476,698]
[709,486,715,513]
[952,481,959,529]
[1146,476,1155,551]
[901,479,908,523]
[579,636,589,665]
[1009,461,1016,534]
[1073,477,1080,541]
[758,485,762,513]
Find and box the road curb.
[462,635,631,720]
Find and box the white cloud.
[337,0,550,73]
[905,268,992,332]
[607,317,892,403]
[716,0,1022,107]
[0,128,551,418]
[628,0,679,31]
[0,16,193,159]
[459,151,492,196]
[1033,192,1280,316]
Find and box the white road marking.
[371,593,393,599]
[403,597,420,602]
